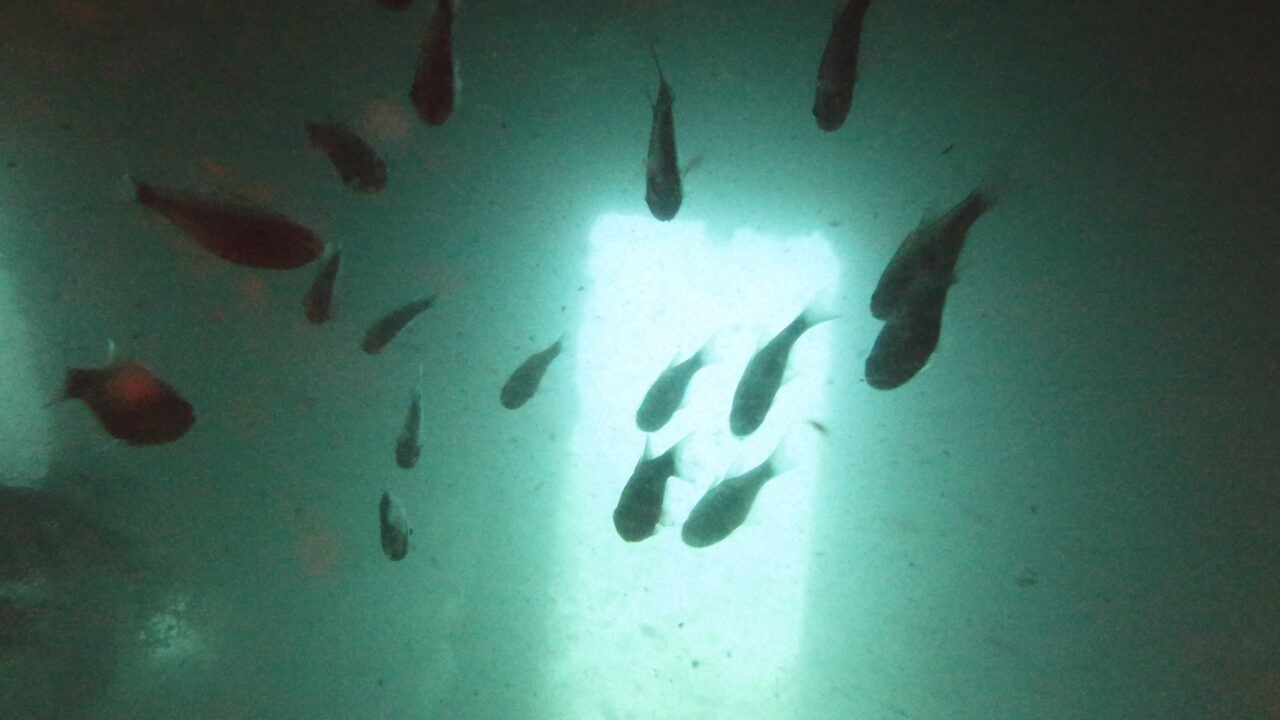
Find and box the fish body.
[302,248,342,324]
[500,337,563,409]
[305,121,387,194]
[813,0,874,131]
[635,341,713,432]
[682,452,785,548]
[729,307,833,437]
[613,440,681,542]
[58,358,194,445]
[645,50,682,221]
[865,275,949,390]
[410,0,456,126]
[379,491,411,561]
[134,181,323,270]
[396,367,424,469]
[361,295,437,354]
[871,183,996,320]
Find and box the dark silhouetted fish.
[813,0,874,131]
[302,247,342,324]
[53,344,194,445]
[409,0,456,126]
[305,121,387,194]
[613,438,683,542]
[865,274,949,390]
[682,445,791,548]
[361,295,438,354]
[379,491,411,561]
[396,366,424,469]
[500,336,563,409]
[134,180,323,270]
[870,176,1007,321]
[645,48,682,221]
[635,337,719,432]
[729,305,836,437]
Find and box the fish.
[500,336,563,409]
[681,446,791,548]
[361,295,438,354]
[409,0,456,126]
[644,48,682,221]
[133,180,323,270]
[871,173,1013,321]
[52,342,195,445]
[864,274,950,390]
[813,0,875,131]
[305,121,387,194]
[612,438,683,542]
[729,305,836,437]
[635,336,719,432]
[378,491,411,561]
[396,366,424,469]
[302,247,342,324]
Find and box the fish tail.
[132,178,157,204]
[799,289,842,331]
[763,435,800,479]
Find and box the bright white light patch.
[547,213,840,719]
[0,263,50,488]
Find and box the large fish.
[871,177,1004,321]
[813,0,874,131]
[305,121,387,194]
[361,295,438,354]
[302,247,342,324]
[409,0,457,126]
[864,274,950,390]
[53,343,195,446]
[134,180,323,270]
[396,366,424,469]
[681,446,791,548]
[500,336,563,409]
[635,337,718,432]
[644,49,682,221]
[379,491,411,561]
[729,305,836,437]
[613,438,683,542]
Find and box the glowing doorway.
[548,213,840,719]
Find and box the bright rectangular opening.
[547,213,841,719]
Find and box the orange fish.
[134,180,323,270]
[54,347,195,445]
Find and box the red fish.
[409,0,456,126]
[134,180,323,270]
[55,353,195,445]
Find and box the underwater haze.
[1,0,1277,718]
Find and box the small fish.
[134,180,323,270]
[941,143,954,155]
[644,48,682,221]
[302,248,342,324]
[361,295,438,354]
[864,275,949,390]
[729,304,836,437]
[52,342,195,445]
[409,0,457,126]
[396,366,424,469]
[871,172,1015,321]
[682,446,790,548]
[613,438,683,542]
[500,336,563,409]
[635,336,718,432]
[379,491,411,561]
[305,121,387,194]
[813,0,875,131]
